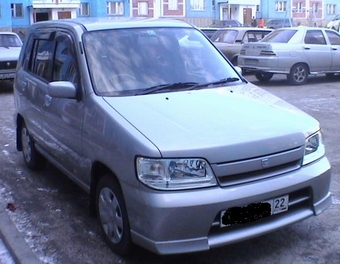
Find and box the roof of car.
[0,31,20,35]
[215,27,272,31]
[31,17,192,31]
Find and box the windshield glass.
[83,27,241,96]
[0,34,22,47]
[261,29,297,43]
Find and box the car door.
[42,31,85,178]
[15,31,55,152]
[303,29,332,72]
[325,30,340,71]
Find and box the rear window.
[211,30,238,43]
[261,29,297,43]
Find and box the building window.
[296,2,303,13]
[190,0,204,11]
[169,0,178,11]
[275,1,287,12]
[11,3,23,18]
[79,3,90,16]
[138,2,148,16]
[312,2,319,13]
[326,4,336,15]
[107,1,124,15]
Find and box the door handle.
[44,95,52,107]
[22,81,27,92]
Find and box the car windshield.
[261,29,297,43]
[0,34,22,47]
[211,30,238,43]
[83,27,241,96]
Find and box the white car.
[0,32,22,81]
[238,27,340,85]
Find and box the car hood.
[103,83,318,163]
[0,47,21,60]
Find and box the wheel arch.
[89,162,122,216]
[291,62,310,74]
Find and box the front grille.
[213,146,304,187]
[0,60,17,70]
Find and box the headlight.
[136,157,217,190]
[303,131,325,165]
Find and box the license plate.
[0,73,15,79]
[245,58,258,65]
[220,195,289,227]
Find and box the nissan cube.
[13,18,331,255]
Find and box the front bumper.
[125,156,331,255]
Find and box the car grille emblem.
[7,62,10,67]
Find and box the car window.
[0,34,22,47]
[83,27,239,96]
[53,34,79,85]
[211,30,238,43]
[31,39,55,81]
[325,30,340,45]
[243,31,271,43]
[261,29,297,43]
[304,30,326,45]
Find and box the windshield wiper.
[136,82,199,95]
[189,77,240,90]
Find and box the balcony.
[32,0,80,9]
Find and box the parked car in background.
[326,14,340,32]
[211,27,273,65]
[0,32,22,81]
[238,27,340,85]
[265,18,294,29]
[210,19,243,28]
[199,27,219,39]
[14,18,331,256]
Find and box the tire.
[288,64,309,85]
[20,123,46,170]
[255,72,274,82]
[96,174,132,255]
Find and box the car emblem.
[261,158,269,168]
[7,62,10,67]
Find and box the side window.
[304,30,326,45]
[31,39,55,81]
[325,30,340,45]
[53,34,79,85]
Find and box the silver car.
[211,27,273,65]
[0,32,22,81]
[238,27,340,85]
[14,19,331,255]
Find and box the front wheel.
[288,64,308,85]
[96,174,132,255]
[255,72,274,82]
[20,123,46,170]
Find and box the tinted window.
[53,34,78,84]
[31,39,55,81]
[325,30,340,45]
[304,30,326,45]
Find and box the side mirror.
[47,81,77,99]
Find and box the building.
[0,0,339,33]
